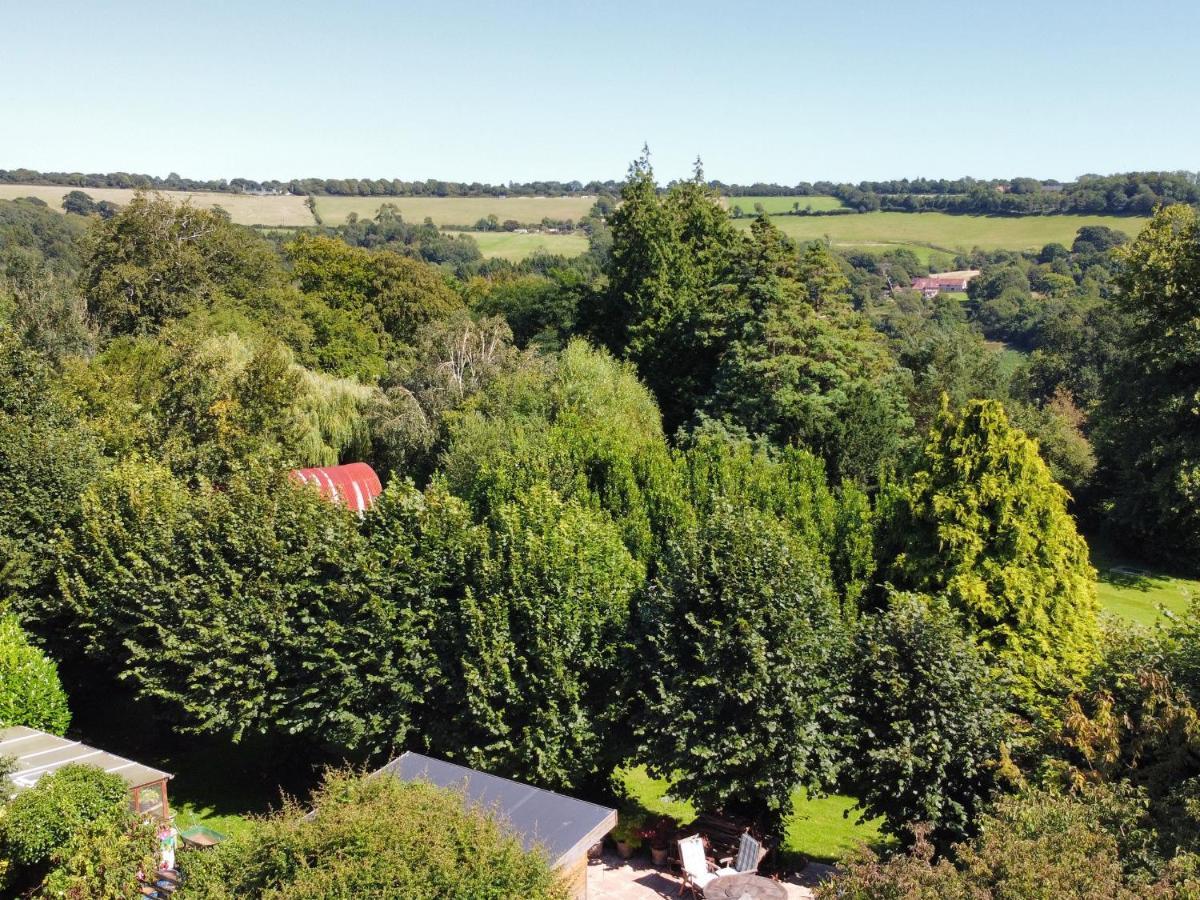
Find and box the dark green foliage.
[708,221,909,484]
[880,400,1099,711]
[396,482,641,789]
[0,615,71,734]
[1095,205,1200,571]
[181,770,567,899]
[635,482,848,828]
[0,765,129,870]
[595,154,743,430]
[56,461,427,752]
[0,332,103,598]
[841,593,1006,848]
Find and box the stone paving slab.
[586,850,833,900]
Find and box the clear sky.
[1,0,1196,186]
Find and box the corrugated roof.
[0,726,173,792]
[290,462,383,513]
[375,752,616,869]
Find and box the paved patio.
[586,849,836,900]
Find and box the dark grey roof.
[0,726,173,792]
[374,752,616,868]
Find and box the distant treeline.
[4,167,1198,216]
[721,172,1200,216]
[0,168,622,198]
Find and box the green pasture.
[737,211,1147,253]
[447,230,589,261]
[314,194,596,227]
[618,766,888,865]
[724,195,846,214]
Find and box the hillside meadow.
[0,184,315,226]
[741,210,1148,253]
[724,195,846,213]
[446,230,590,261]
[314,194,597,226]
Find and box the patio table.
[705,871,788,900]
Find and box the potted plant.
[641,815,678,867]
[612,811,646,859]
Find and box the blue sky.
[1,0,1196,185]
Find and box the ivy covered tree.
[841,593,1007,848]
[635,487,848,829]
[1096,204,1200,572]
[880,399,1100,712]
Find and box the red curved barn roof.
[290,462,382,513]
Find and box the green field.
[315,194,596,227]
[448,230,590,261]
[1093,547,1198,627]
[618,766,887,864]
[724,195,846,214]
[0,184,315,226]
[737,211,1147,254]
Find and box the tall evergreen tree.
[880,399,1099,712]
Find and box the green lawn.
[725,195,846,214]
[447,230,589,261]
[735,211,1147,253]
[1092,546,1198,627]
[617,766,887,864]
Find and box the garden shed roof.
[0,726,173,792]
[374,752,616,870]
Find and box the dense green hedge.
[0,614,70,734]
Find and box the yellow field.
[447,230,589,261]
[314,195,597,227]
[0,184,315,226]
[739,211,1147,253]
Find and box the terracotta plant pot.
[616,840,635,859]
[650,845,669,866]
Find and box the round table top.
[705,872,788,900]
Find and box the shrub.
[0,614,71,734]
[181,770,567,899]
[0,765,128,869]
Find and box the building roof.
[0,726,173,792]
[290,462,383,513]
[374,752,616,869]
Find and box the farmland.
[313,194,597,227]
[738,210,1148,253]
[724,195,846,214]
[447,230,590,261]
[0,184,314,226]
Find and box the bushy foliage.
[635,474,848,828]
[880,399,1099,711]
[1096,204,1200,571]
[0,765,129,870]
[38,815,157,900]
[819,787,1200,899]
[0,615,71,734]
[181,771,567,899]
[55,461,427,751]
[367,480,642,789]
[841,593,1007,848]
[0,331,102,598]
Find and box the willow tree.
[880,399,1099,711]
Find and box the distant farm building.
[910,269,981,298]
[290,462,382,513]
